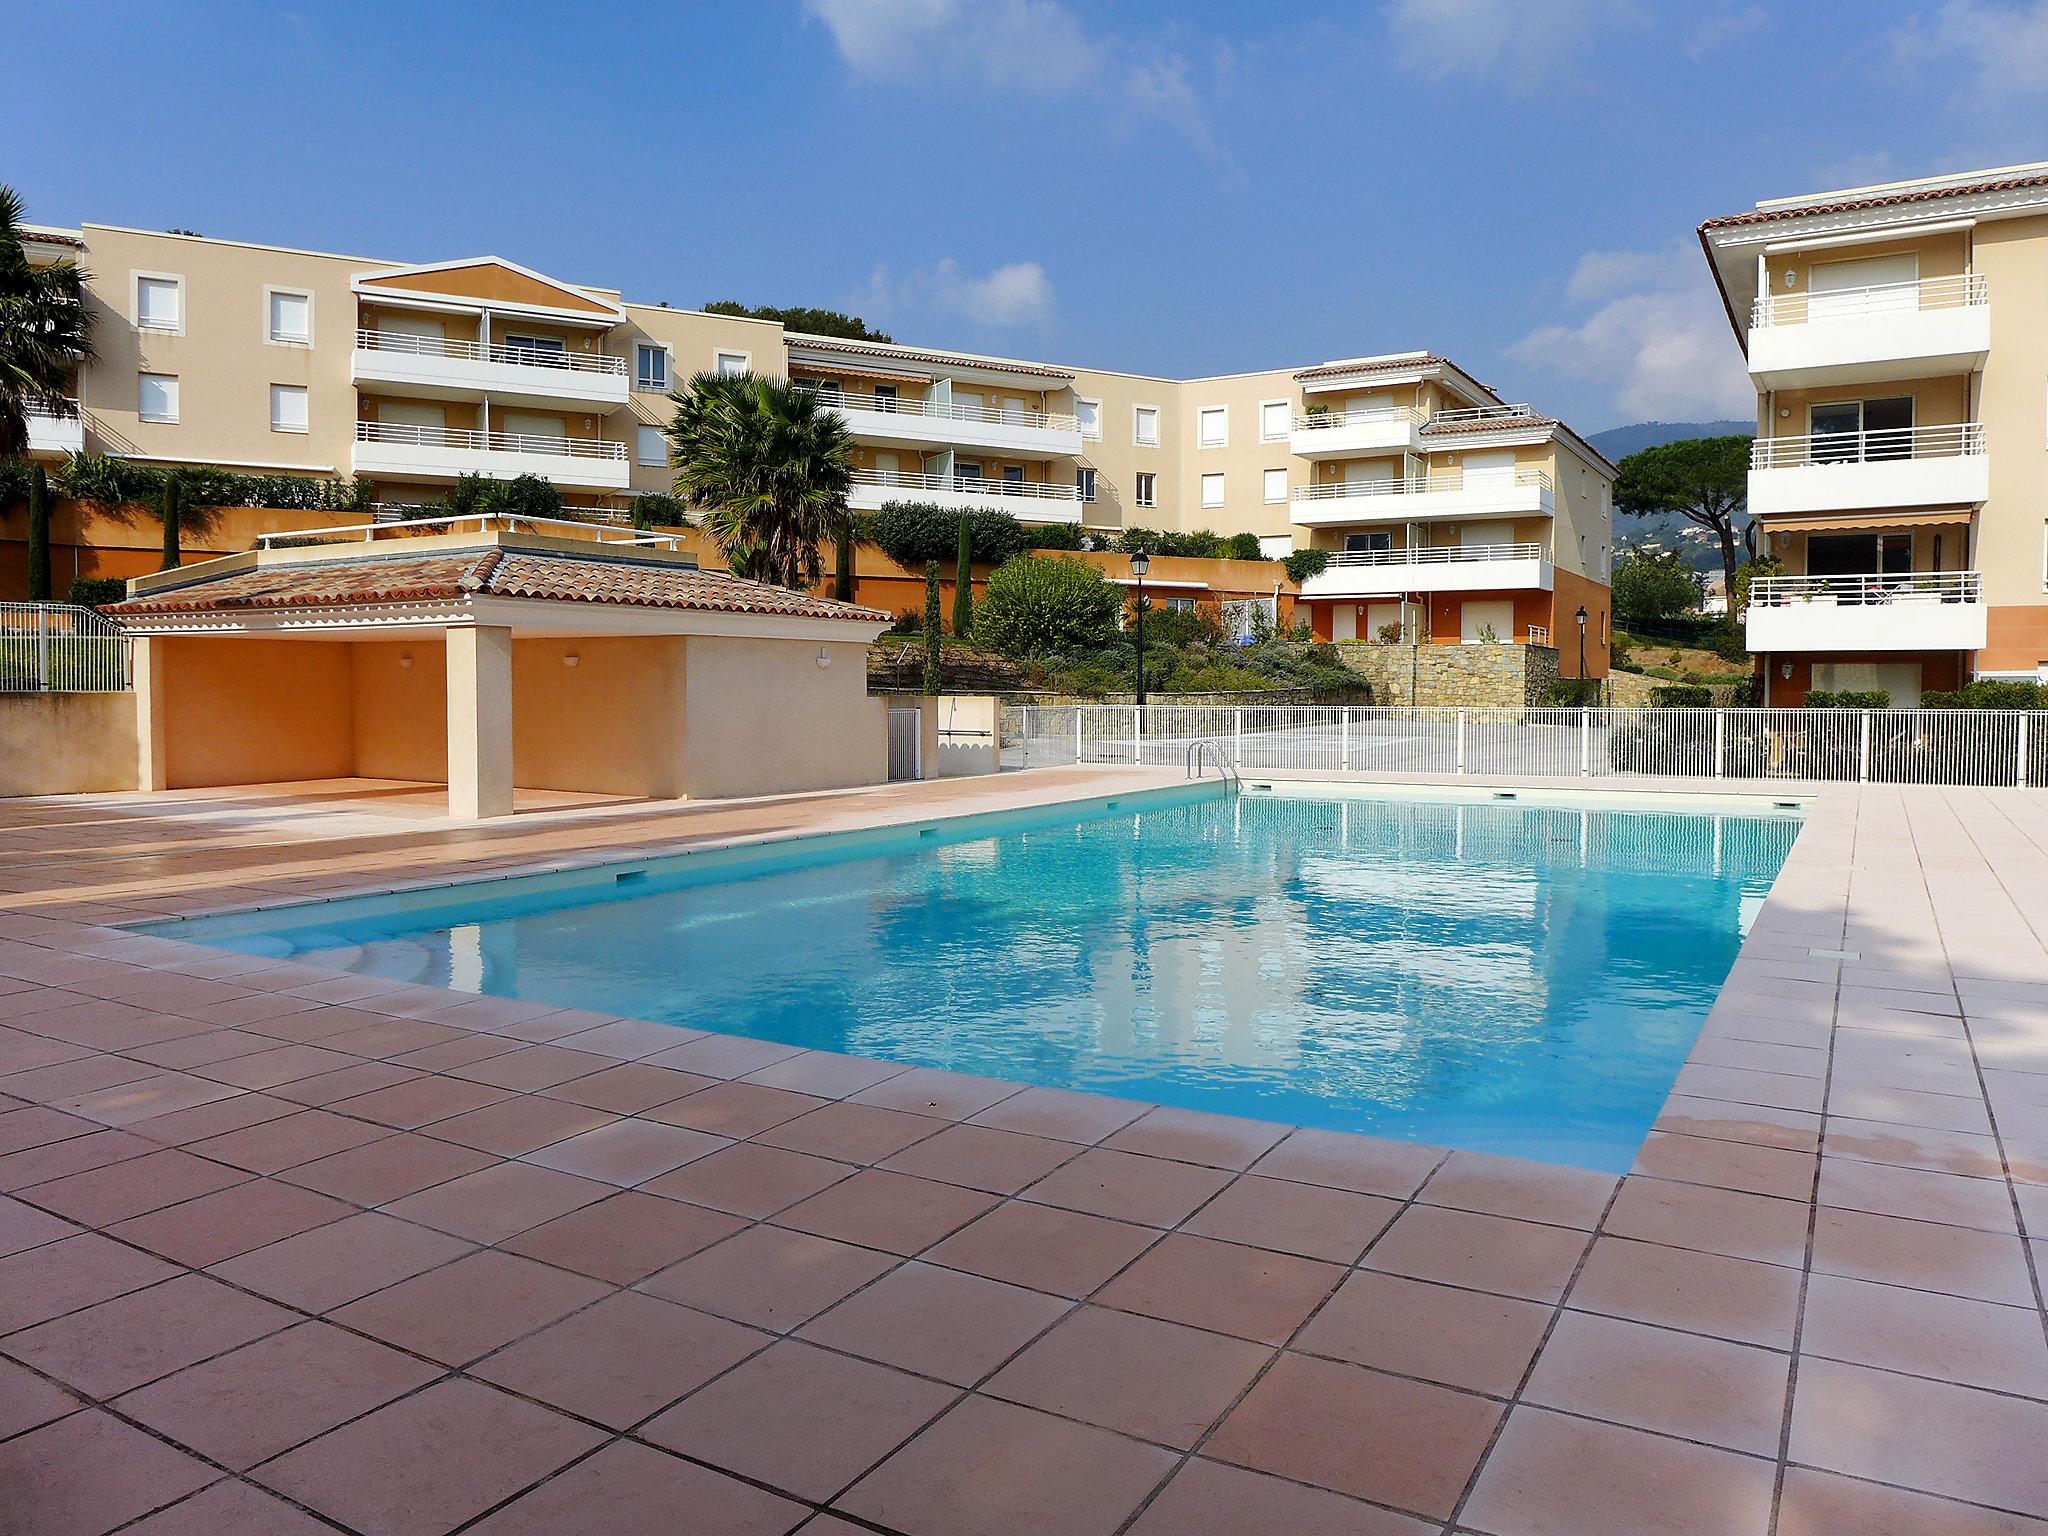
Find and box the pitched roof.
[107,545,891,623]
[786,334,1076,382]
[1699,166,2048,231]
[1420,414,1557,436]
[1293,354,1452,382]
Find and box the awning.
[1759,508,1974,534]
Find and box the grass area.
[1613,628,1749,685]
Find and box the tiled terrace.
[0,771,2045,1534]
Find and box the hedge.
[872,502,1029,567]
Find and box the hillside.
[1587,420,1750,459]
[1590,419,1756,573]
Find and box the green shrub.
[1282,548,1329,584]
[952,516,973,636]
[922,561,942,694]
[1545,678,1604,706]
[1137,603,1225,647]
[1650,683,1713,707]
[68,576,128,608]
[873,501,1028,568]
[1613,547,1704,625]
[1023,522,1083,551]
[1222,532,1264,562]
[1958,679,2046,710]
[1805,689,1891,709]
[974,556,1127,657]
[627,492,691,529]
[1918,689,1962,709]
[57,452,365,515]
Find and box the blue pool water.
[146,785,1801,1172]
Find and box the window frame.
[132,272,185,336]
[263,286,314,347]
[1132,403,1160,447]
[1258,398,1291,443]
[1075,396,1102,441]
[634,343,672,393]
[137,372,180,424]
[1263,467,1288,504]
[1076,467,1098,503]
[1135,471,1157,508]
[1197,405,1228,449]
[1200,471,1224,508]
[635,425,668,467]
[714,349,751,377]
[268,383,308,435]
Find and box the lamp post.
[1131,550,1151,707]
[1575,605,1589,682]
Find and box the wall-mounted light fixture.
[563,654,580,668]
[1780,662,1794,680]
[398,654,413,669]
[816,647,832,669]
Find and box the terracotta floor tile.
[1791,1355,2048,1517]
[0,1125,154,1191]
[255,1378,605,1536]
[753,1100,947,1164]
[1628,1131,1816,1201]
[15,1145,250,1226]
[642,1141,854,1218]
[1127,1457,1436,1536]
[1799,1272,2048,1398]
[1520,1308,1789,1455]
[473,1289,767,1428]
[1181,1173,1400,1263]
[1810,1206,2035,1306]
[743,1049,910,1100]
[1460,1404,1775,1536]
[209,1209,472,1312]
[385,1033,526,1073]
[1293,1269,1552,1396]
[1421,1148,1621,1228]
[876,1123,1080,1195]
[1250,1127,1445,1198]
[547,1016,692,1060]
[0,1192,80,1257]
[646,1079,827,1137]
[1206,1351,1500,1521]
[986,1303,1271,1448]
[0,1230,180,1333]
[54,1070,244,1128]
[641,1031,805,1080]
[799,1260,1071,1386]
[1777,1466,2048,1536]
[108,1177,352,1265]
[639,1224,897,1332]
[1096,1232,1342,1345]
[267,1059,424,1107]
[114,1320,441,1470]
[1653,1096,1822,1154]
[1021,1146,1233,1227]
[1102,1105,1292,1170]
[772,1167,998,1256]
[0,1105,99,1157]
[1824,1117,2010,1179]
[966,1084,1151,1144]
[320,1016,469,1059]
[1568,1236,1804,1349]
[188,1107,391,1174]
[1361,1203,1588,1304]
[520,1116,726,1186]
[849,1066,1022,1122]
[0,1354,82,1439]
[643,1339,956,1502]
[120,1480,336,1536]
[380,1159,611,1242]
[1602,1176,1811,1267]
[463,1438,808,1536]
[329,1072,515,1129]
[499,1189,745,1283]
[543,1062,712,1115]
[837,1392,1177,1536]
[418,1092,614,1156]
[276,1131,497,1206]
[1817,1157,2019,1233]
[329,1249,608,1366]
[925,1200,1159,1298]
[0,1410,216,1536]
[1827,1081,1993,1135]
[200,1042,364,1091]
[449,1044,617,1092]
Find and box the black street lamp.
[1575,605,1589,682]
[1131,550,1151,707]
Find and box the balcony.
[1288,404,1425,459]
[1748,275,1990,389]
[812,388,1083,458]
[1290,467,1554,527]
[24,400,84,456]
[351,329,630,410]
[845,469,1082,523]
[1748,424,1987,516]
[1744,571,1986,653]
[1301,542,1553,599]
[351,421,630,491]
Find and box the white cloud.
[1382,0,1634,85]
[851,259,1058,332]
[1687,4,1768,59]
[1891,1,2048,97]
[1509,246,1753,422]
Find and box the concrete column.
[445,625,513,820]
[132,636,170,792]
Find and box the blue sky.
[7,1,2047,431]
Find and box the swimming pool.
[146,783,1801,1172]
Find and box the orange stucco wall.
[351,639,449,782]
[1763,651,1966,707]
[682,636,886,798]
[1979,607,2048,678]
[511,636,687,797]
[158,637,355,787]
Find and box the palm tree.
[0,186,93,458]
[665,371,853,589]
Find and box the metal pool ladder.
[1186,738,1241,788]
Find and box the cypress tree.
[158,477,183,571]
[922,560,942,695]
[952,514,972,637]
[25,464,52,601]
[833,521,855,602]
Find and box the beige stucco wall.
[681,636,885,799]
[511,635,687,797]
[1177,367,1304,541]
[0,693,140,796]
[351,638,448,782]
[1968,212,2048,623]
[1061,367,1182,533]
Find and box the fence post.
[1714,712,1726,779]
[1858,711,1871,783]
[1455,710,1466,775]
[2019,713,2029,790]
[1132,705,1142,766]
[1074,708,1083,766]
[1579,710,1591,778]
[1341,707,1352,772]
[37,608,51,693]
[1234,709,1244,769]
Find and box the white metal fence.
[0,603,132,693]
[1000,704,2048,789]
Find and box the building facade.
[1701,161,2048,704]
[21,221,1613,675]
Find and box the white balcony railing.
[849,469,1080,503]
[1527,625,1549,645]
[354,328,627,376]
[1291,404,1423,433]
[1747,571,1982,607]
[1322,542,1546,569]
[1750,423,1983,469]
[1294,467,1553,503]
[25,399,84,454]
[1751,273,1987,328]
[1428,403,1536,425]
[808,387,1077,434]
[354,420,628,462]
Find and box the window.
[715,350,750,376]
[1201,472,1224,508]
[636,426,668,467]
[1133,405,1159,446]
[266,289,311,345]
[1002,464,1025,483]
[1076,397,1101,440]
[634,344,670,393]
[1077,468,1098,503]
[138,373,179,423]
[1167,597,1199,614]
[1135,471,1156,508]
[873,383,898,411]
[1263,468,1287,504]
[1198,406,1228,448]
[268,384,307,434]
[1260,400,1290,441]
[135,275,182,333]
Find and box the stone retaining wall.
[1333,642,1561,707]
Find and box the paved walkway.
[0,772,2045,1534]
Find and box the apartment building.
[1702,160,2048,704]
[20,221,1612,673]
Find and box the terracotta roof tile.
[1420,414,1557,436]
[785,335,1076,381]
[106,545,891,624]
[1293,355,1452,382]
[1699,168,2048,231]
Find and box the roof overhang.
[785,334,1075,387]
[113,596,886,644]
